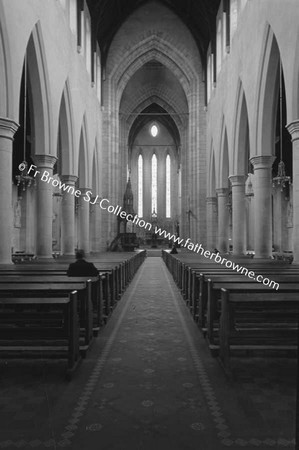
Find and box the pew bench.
[205,281,299,351]
[0,281,93,357]
[183,266,298,321]
[219,288,299,373]
[0,291,80,379]
[0,275,107,336]
[0,273,114,329]
[198,275,299,332]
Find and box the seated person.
[67,249,98,277]
[170,244,178,254]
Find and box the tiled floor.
[0,257,296,449]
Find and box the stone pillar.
[229,175,246,255]
[60,175,77,255]
[206,196,218,250]
[78,188,90,254]
[286,120,299,263]
[0,118,19,263]
[34,154,57,258]
[250,155,276,258]
[216,188,229,253]
[90,196,101,253]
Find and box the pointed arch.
[138,153,143,217]
[151,153,157,214]
[208,144,216,197]
[255,24,280,157]
[166,153,171,218]
[218,119,230,188]
[26,22,52,156]
[78,115,89,187]
[233,80,250,174]
[126,93,185,136]
[291,29,299,119]
[112,36,198,102]
[57,80,74,175]
[0,2,13,117]
[91,143,99,194]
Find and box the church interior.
[0,0,299,448]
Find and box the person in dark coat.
[67,249,98,277]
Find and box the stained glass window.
[166,154,171,218]
[138,154,143,217]
[152,154,157,213]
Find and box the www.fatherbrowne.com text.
[21,163,279,290]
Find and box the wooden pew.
[0,281,93,357]
[0,275,105,336]
[206,281,299,352]
[197,273,299,330]
[0,269,115,324]
[0,290,80,379]
[0,251,147,340]
[219,288,299,373]
[162,250,299,323]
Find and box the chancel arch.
[103,1,205,244]
[129,114,180,243]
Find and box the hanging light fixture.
[15,52,35,191]
[272,61,291,191]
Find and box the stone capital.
[206,196,217,204]
[216,187,228,197]
[33,154,57,169]
[61,174,78,185]
[286,120,299,142]
[229,175,245,187]
[79,187,92,194]
[0,117,19,140]
[250,155,276,170]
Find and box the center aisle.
[72,256,220,449]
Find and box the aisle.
[0,257,295,449]
[71,256,220,450]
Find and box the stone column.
[250,155,276,258]
[34,154,57,258]
[287,120,299,263]
[78,188,90,254]
[229,175,246,255]
[0,118,19,263]
[90,196,101,253]
[206,196,218,250]
[60,175,77,255]
[216,188,229,253]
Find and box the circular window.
[150,124,158,137]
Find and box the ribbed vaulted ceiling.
[87,0,221,66]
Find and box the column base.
[36,256,56,262]
[0,259,13,265]
[253,255,273,260]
